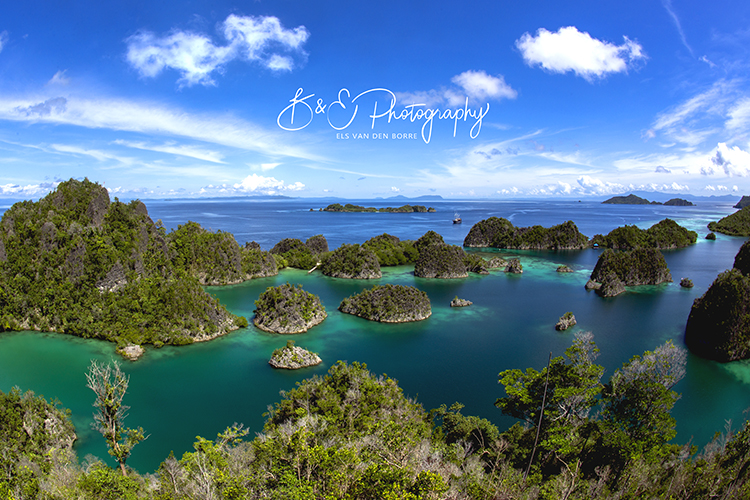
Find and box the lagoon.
[1,198,749,473]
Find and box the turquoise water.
[1,199,749,473]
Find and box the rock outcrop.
[269,340,322,369]
[339,284,431,323]
[253,283,327,334]
[557,265,573,273]
[680,277,694,288]
[450,297,473,307]
[505,258,523,274]
[555,312,577,331]
[117,344,145,361]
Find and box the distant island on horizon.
[602,194,695,206]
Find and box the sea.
[1,197,749,473]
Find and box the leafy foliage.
[253,282,326,333]
[0,179,245,346]
[590,248,672,286]
[269,238,319,270]
[320,243,381,279]
[362,233,418,266]
[339,284,431,322]
[591,218,697,249]
[464,217,589,249]
[708,205,750,236]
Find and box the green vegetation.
[0,178,245,347]
[591,218,697,249]
[86,360,145,476]
[5,341,750,499]
[339,284,431,322]
[463,217,589,250]
[320,243,381,279]
[269,339,322,369]
[664,198,694,206]
[270,236,328,270]
[168,221,277,284]
[734,195,750,209]
[253,282,327,333]
[0,388,76,498]
[602,193,658,204]
[323,203,434,213]
[686,243,750,361]
[708,205,750,236]
[590,248,672,287]
[362,233,418,266]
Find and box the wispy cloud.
[661,0,694,56]
[515,26,646,81]
[126,14,309,87]
[113,139,225,163]
[0,94,323,161]
[0,31,8,53]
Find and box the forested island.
[591,218,698,249]
[708,205,750,236]
[602,194,694,206]
[252,282,327,333]
[0,179,250,348]
[339,284,431,322]
[587,248,673,297]
[322,203,435,213]
[463,217,589,250]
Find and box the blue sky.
[1,0,750,199]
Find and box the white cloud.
[397,70,516,108]
[47,70,70,86]
[576,175,627,195]
[0,181,59,197]
[233,173,304,194]
[391,186,400,193]
[515,26,645,81]
[0,31,8,53]
[448,71,517,105]
[708,142,750,177]
[126,14,309,87]
[113,139,225,163]
[51,143,134,164]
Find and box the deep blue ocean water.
[1,197,749,473]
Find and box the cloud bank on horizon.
[0,0,749,199]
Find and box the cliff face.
[338,284,431,323]
[685,240,750,362]
[0,179,245,346]
[590,248,672,290]
[463,217,589,250]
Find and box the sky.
[1,0,750,200]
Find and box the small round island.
[253,283,327,333]
[339,284,431,323]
